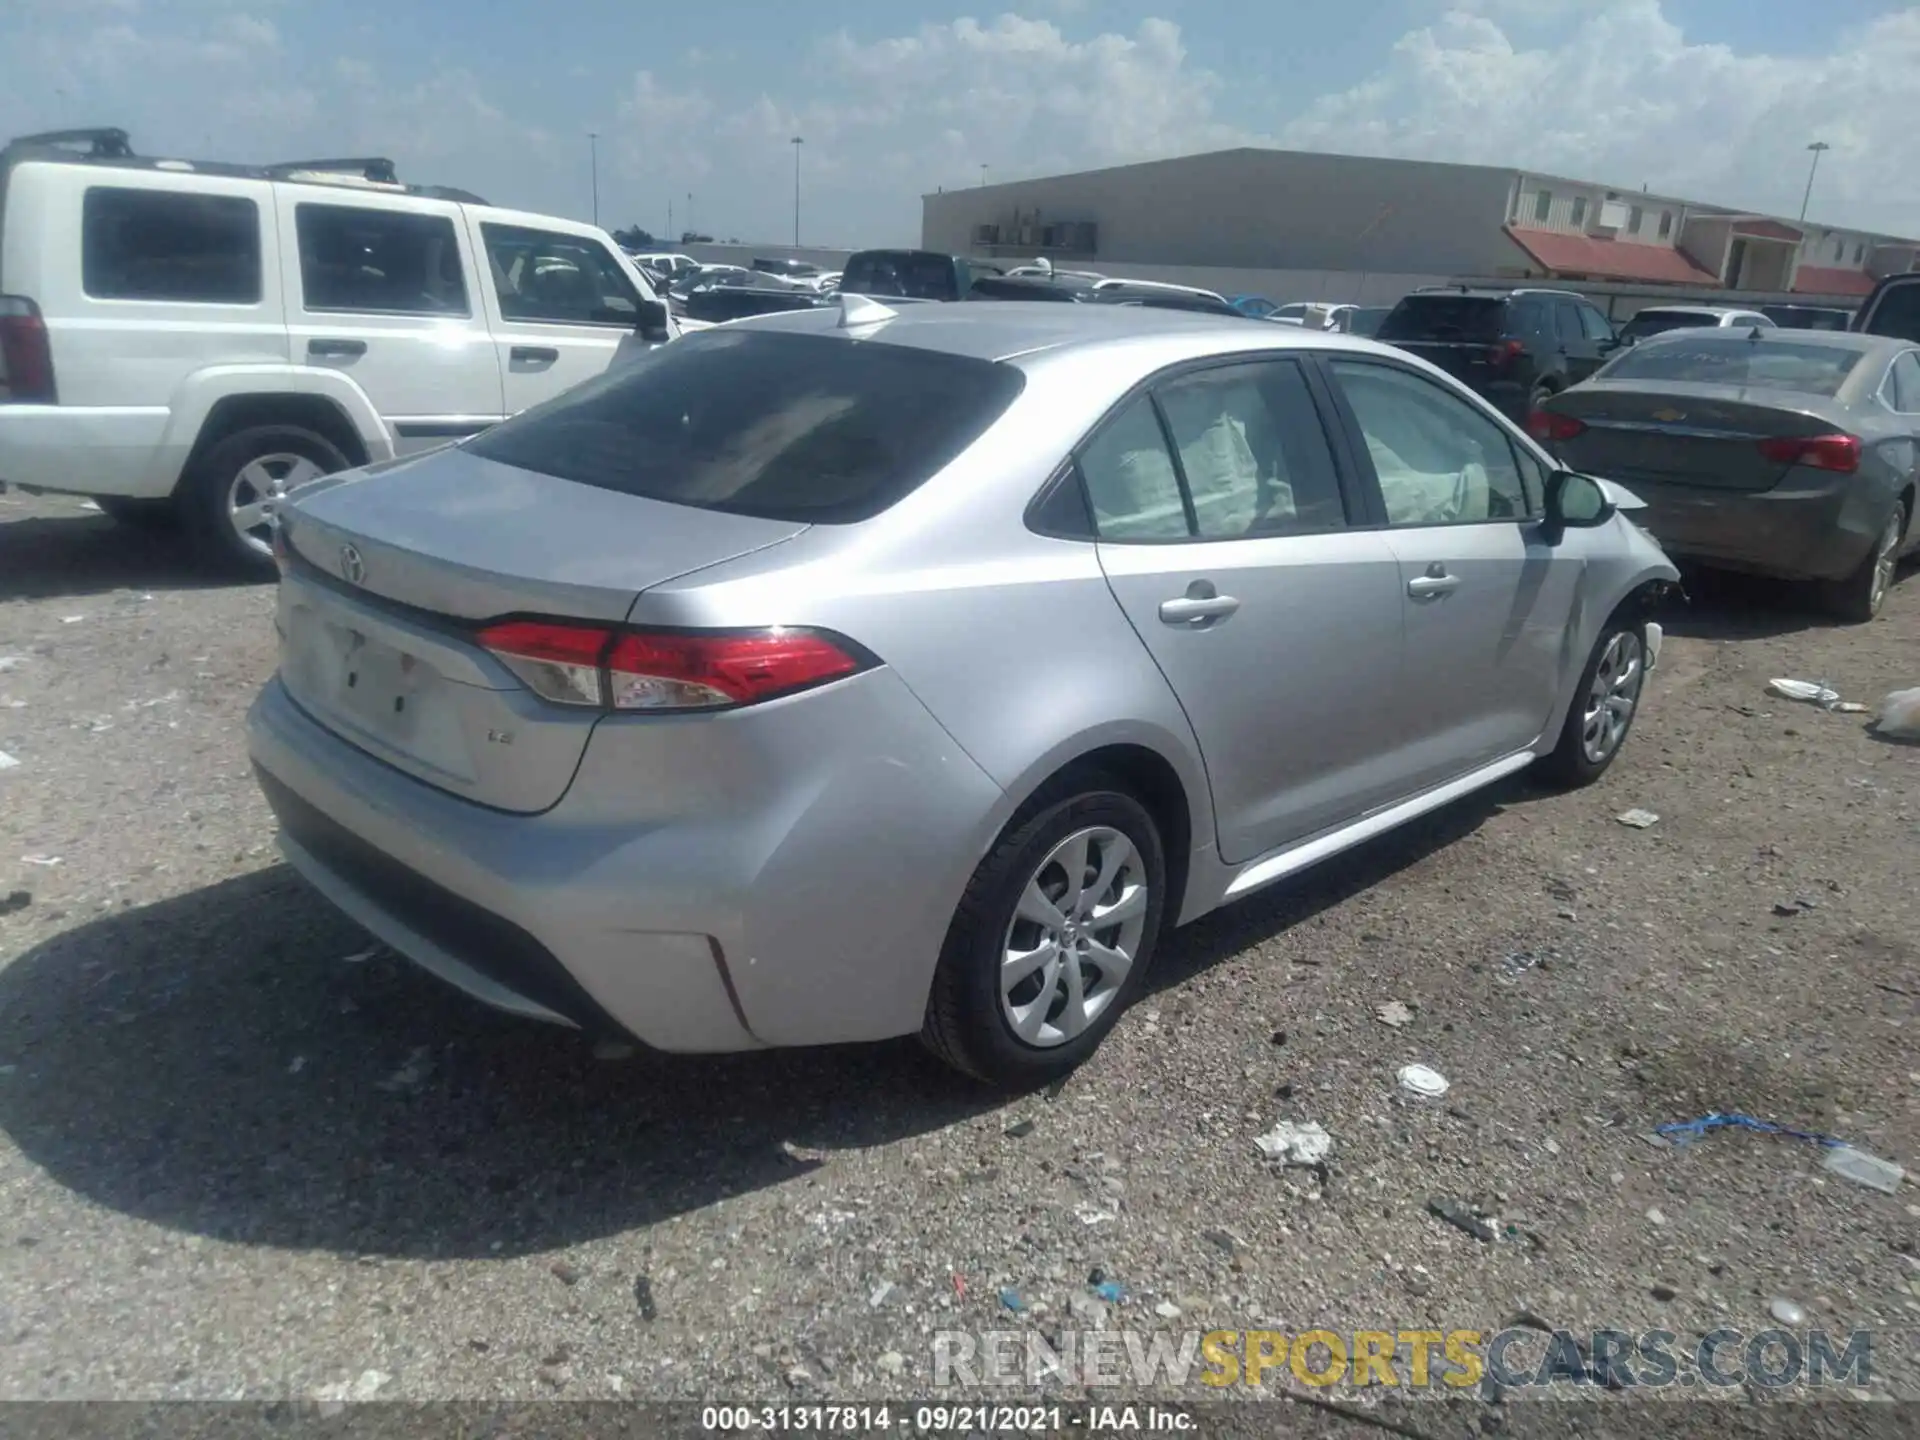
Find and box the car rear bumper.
[247,667,1004,1052]
[1625,475,1876,581]
[0,406,173,498]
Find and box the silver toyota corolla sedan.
[249,300,1678,1086]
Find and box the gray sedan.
[1531,329,1920,621]
[250,303,1676,1086]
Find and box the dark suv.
[1373,287,1618,420]
[1855,272,1920,342]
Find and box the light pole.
[791,136,803,247]
[686,191,693,240]
[588,131,600,227]
[1799,140,1830,222]
[979,164,988,188]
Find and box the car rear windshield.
[1860,282,1920,343]
[1375,296,1507,342]
[464,329,1026,523]
[1599,337,1865,396]
[842,253,958,300]
[1619,311,1716,340]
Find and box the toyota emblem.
[339,544,366,586]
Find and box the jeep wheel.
[182,426,349,578]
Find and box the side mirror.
[1543,469,1613,545]
[636,297,672,345]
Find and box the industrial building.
[921,147,1919,310]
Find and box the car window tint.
[1329,361,1530,526]
[82,187,260,304]
[1153,361,1348,540]
[1553,300,1584,344]
[1890,352,1920,413]
[1600,338,1862,396]
[1376,296,1505,342]
[1077,396,1190,541]
[1509,298,1547,339]
[483,224,640,325]
[465,329,1025,524]
[1862,282,1920,343]
[296,204,468,316]
[1578,305,1615,342]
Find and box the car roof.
[1633,305,1758,318]
[720,299,1394,365]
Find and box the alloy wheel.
[1580,629,1644,765]
[1000,826,1149,1048]
[229,453,326,557]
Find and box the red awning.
[1504,227,1720,285]
[1731,219,1803,243]
[1791,266,1877,297]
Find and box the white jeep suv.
[0,128,674,573]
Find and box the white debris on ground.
[1253,1119,1333,1165]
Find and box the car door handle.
[510,346,560,364]
[307,338,366,358]
[1159,594,1241,625]
[1407,572,1462,600]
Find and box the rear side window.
[82,187,260,304]
[1376,296,1507,342]
[1601,338,1863,396]
[1153,361,1349,539]
[464,329,1026,524]
[1861,281,1920,343]
[296,204,469,316]
[1888,352,1920,414]
[485,224,642,325]
[1078,397,1189,541]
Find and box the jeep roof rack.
[8,128,134,158]
[264,157,399,184]
[4,129,489,206]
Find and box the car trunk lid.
[275,445,808,813]
[1541,385,1843,493]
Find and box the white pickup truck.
[0,128,675,573]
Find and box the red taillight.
[1527,409,1586,443]
[1757,433,1860,474]
[0,296,57,404]
[476,620,868,712]
[1498,337,1526,365]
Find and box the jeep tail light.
[0,297,56,404]
[476,621,870,711]
[1757,433,1860,474]
[1527,409,1586,443]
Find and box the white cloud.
[1283,2,1920,236]
[1,3,1913,249]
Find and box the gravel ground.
[2,488,1918,1422]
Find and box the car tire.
[93,496,181,531]
[1536,616,1650,788]
[1528,381,1556,410]
[921,777,1167,1089]
[181,425,349,579]
[1823,500,1907,624]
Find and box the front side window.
[1578,305,1615,342]
[1152,361,1348,540]
[82,187,260,304]
[1329,361,1530,526]
[464,329,1024,524]
[296,204,468,316]
[483,224,641,325]
[1860,281,1920,342]
[1078,396,1189,541]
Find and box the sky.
[4,0,1917,249]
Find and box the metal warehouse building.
[922,147,1920,314]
